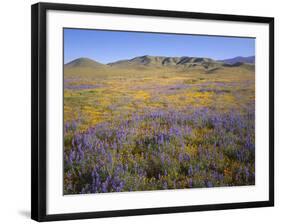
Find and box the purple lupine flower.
[245,167,250,181]
[183,153,190,162]
[178,153,183,163]
[68,150,75,164]
[112,141,117,150]
[101,182,107,193]
[205,180,213,188]
[160,153,165,165]
[188,165,193,176]
[65,122,70,132]
[72,120,78,131]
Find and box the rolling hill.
[65,57,107,69]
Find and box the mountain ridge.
[65,55,255,70]
[220,56,255,65]
[107,55,216,67]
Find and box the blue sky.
[64,28,255,64]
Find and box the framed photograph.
[31,2,274,222]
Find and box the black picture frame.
[31,2,274,222]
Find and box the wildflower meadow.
[63,57,255,194]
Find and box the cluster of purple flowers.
[64,106,255,195]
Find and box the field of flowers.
[63,66,255,194]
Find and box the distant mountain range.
[65,55,255,70]
[219,56,255,65]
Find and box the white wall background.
[0,0,279,223]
